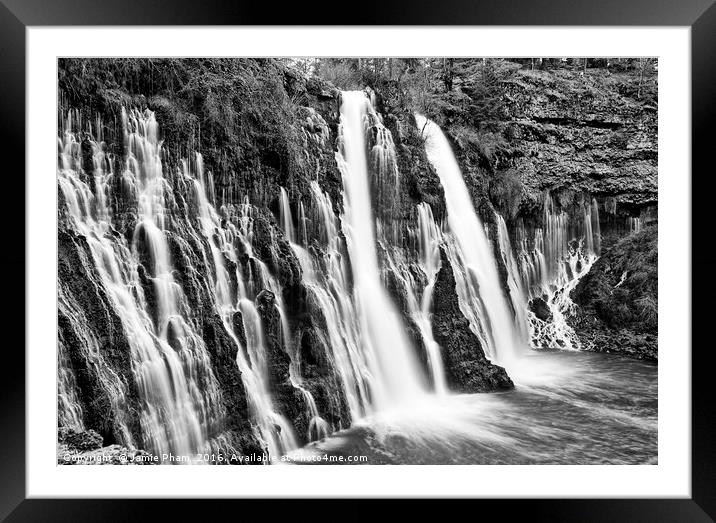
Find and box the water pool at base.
[289,350,657,465]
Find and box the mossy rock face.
[59,58,345,213]
[569,225,658,360]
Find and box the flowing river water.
[289,350,657,464]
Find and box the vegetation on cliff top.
[59,57,657,222]
[59,58,342,208]
[299,57,657,219]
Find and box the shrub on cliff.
[59,58,334,208]
[572,225,657,333]
[570,224,658,360]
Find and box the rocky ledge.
[57,428,155,465]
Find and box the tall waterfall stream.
[58,91,656,465]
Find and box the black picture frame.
[4,0,712,520]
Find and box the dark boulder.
[430,247,514,393]
[529,297,553,322]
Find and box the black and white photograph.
[56,57,658,466]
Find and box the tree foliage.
[306,57,656,127]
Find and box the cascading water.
[279,187,297,244]
[59,108,311,460]
[415,114,527,366]
[378,205,447,394]
[281,182,449,400]
[515,225,548,297]
[59,109,224,459]
[495,213,531,344]
[277,187,331,440]
[294,182,374,419]
[413,204,447,393]
[628,217,642,234]
[512,194,602,350]
[56,83,656,467]
[335,91,428,407]
[61,102,529,460]
[186,156,298,456]
[541,194,601,281]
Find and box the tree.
[636,58,657,100]
[442,58,454,91]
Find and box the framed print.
[4,0,714,520]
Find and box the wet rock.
[295,292,353,430]
[200,311,260,445]
[57,428,157,465]
[529,297,552,322]
[295,324,329,379]
[251,209,304,312]
[58,229,143,445]
[431,247,514,392]
[136,263,158,325]
[58,427,103,451]
[256,288,276,311]
[231,310,248,348]
[256,288,311,444]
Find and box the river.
[289,350,657,465]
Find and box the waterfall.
[59,109,309,459]
[187,156,298,456]
[495,213,531,344]
[335,91,427,407]
[294,182,374,419]
[415,114,527,365]
[277,186,331,440]
[59,109,224,458]
[514,194,601,350]
[281,184,449,399]
[380,205,447,394]
[628,217,642,233]
[59,99,612,460]
[413,111,603,357]
[279,187,297,244]
[542,193,601,282]
[589,197,602,254]
[515,223,549,296]
[408,204,447,394]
